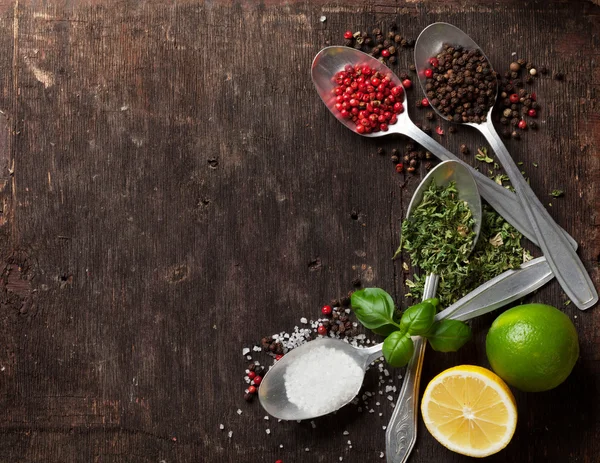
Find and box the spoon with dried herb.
[386,159,481,463]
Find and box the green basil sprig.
[351,288,472,368]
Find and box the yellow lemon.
[421,365,517,458]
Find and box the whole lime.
[486,303,579,392]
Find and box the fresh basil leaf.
[425,319,472,352]
[422,298,441,312]
[399,301,436,336]
[382,331,415,368]
[351,288,397,330]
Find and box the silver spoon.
[385,160,481,463]
[414,22,597,311]
[311,46,577,251]
[258,160,486,421]
[257,255,553,421]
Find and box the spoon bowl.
[414,22,499,125]
[258,337,382,420]
[407,159,482,252]
[311,46,408,137]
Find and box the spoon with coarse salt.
[258,162,555,422]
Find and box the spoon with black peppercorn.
[414,22,597,310]
[311,46,578,257]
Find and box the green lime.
[485,303,579,392]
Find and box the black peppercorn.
[403,154,410,163]
[409,64,416,72]
[372,28,381,35]
[517,58,526,66]
[383,39,392,48]
[244,393,254,402]
[539,65,548,75]
[391,148,399,155]
[399,71,409,80]
[425,111,434,120]
[459,144,469,155]
[448,126,457,133]
[529,121,538,130]
[391,155,399,163]
[553,72,564,81]
[406,143,415,152]
[525,75,534,84]
[531,101,539,109]
[500,117,508,125]
[409,159,417,167]
[525,62,534,70]
[501,129,511,139]
[511,131,520,140]
[377,147,385,155]
[344,39,354,47]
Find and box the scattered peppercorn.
[409,64,416,72]
[553,72,564,81]
[391,155,399,163]
[518,120,527,130]
[448,126,457,133]
[425,111,434,120]
[343,30,353,40]
[459,144,469,155]
[395,163,404,173]
[509,62,521,72]
[377,147,385,155]
[244,393,253,402]
[529,121,538,130]
[321,305,333,315]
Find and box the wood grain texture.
[0,1,597,462]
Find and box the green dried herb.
[394,181,476,275]
[550,189,564,198]
[475,147,494,163]
[404,205,529,306]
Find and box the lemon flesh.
[421,365,517,458]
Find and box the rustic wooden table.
[0,0,598,461]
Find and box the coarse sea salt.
[284,345,363,416]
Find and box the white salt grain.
[284,345,363,416]
[300,317,308,324]
[219,424,224,430]
[380,451,385,458]
[343,430,349,435]
[266,429,271,435]
[236,409,242,415]
[242,348,250,356]
[228,431,233,438]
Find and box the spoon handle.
[400,122,577,250]
[385,274,439,463]
[477,122,597,310]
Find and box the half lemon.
[421,365,517,457]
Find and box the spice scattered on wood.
[550,189,564,197]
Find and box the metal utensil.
[414,22,597,311]
[311,46,577,250]
[258,254,553,421]
[385,160,481,462]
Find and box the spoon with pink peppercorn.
[413,22,596,310]
[311,46,578,256]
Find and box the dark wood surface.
[0,0,598,461]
